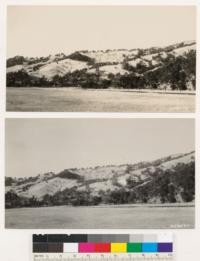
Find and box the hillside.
[6,41,196,90]
[5,151,195,208]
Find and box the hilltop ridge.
[6,41,196,90]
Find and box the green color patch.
[127,243,142,252]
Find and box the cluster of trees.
[5,174,54,187]
[51,70,111,89]
[5,161,194,209]
[121,50,196,90]
[7,55,51,67]
[7,56,26,67]
[154,50,196,90]
[7,70,51,87]
[133,161,195,203]
[5,188,101,209]
[67,52,95,64]
[5,192,42,208]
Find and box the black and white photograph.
[5,118,195,229]
[6,6,196,112]
[0,0,200,260]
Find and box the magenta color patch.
[79,243,95,253]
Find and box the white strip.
[143,234,157,242]
[64,243,78,253]
[157,233,174,243]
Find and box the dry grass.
[6,87,195,112]
[5,205,194,229]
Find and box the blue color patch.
[142,243,158,252]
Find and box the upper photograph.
[6,6,196,112]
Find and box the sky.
[7,6,196,58]
[6,118,194,178]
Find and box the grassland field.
[6,87,195,112]
[5,204,194,229]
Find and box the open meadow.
[6,87,195,112]
[5,204,194,229]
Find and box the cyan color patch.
[142,243,158,252]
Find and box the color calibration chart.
[32,234,174,261]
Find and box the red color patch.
[94,243,111,252]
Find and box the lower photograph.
[5,118,195,229]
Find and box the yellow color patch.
[111,243,127,253]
